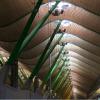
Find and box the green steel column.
[40,33,64,67]
[61,77,70,91]
[54,79,69,98]
[59,79,70,96]
[4,0,61,87]
[51,63,65,89]
[4,0,43,86]
[65,86,72,97]
[54,71,70,92]
[29,34,63,79]
[56,73,68,91]
[63,84,72,99]
[7,0,43,64]
[28,21,61,80]
[62,81,71,97]
[51,67,63,88]
[63,82,71,95]
[44,46,64,83]
[24,33,63,88]
[60,69,71,89]
[34,22,62,77]
[14,0,61,61]
[63,81,70,91]
[44,58,62,83]
[53,59,66,90]
[64,84,72,97]
[40,58,62,90]
[58,71,70,90]
[60,81,70,97]
[52,65,69,89]
[7,0,60,64]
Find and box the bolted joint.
[58,42,67,46]
[52,9,64,16]
[57,28,66,33]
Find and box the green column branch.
[58,71,70,90]
[58,78,70,96]
[29,33,64,80]
[12,0,61,64]
[61,80,70,94]
[40,33,64,67]
[53,59,66,90]
[56,76,67,91]
[44,46,64,83]
[35,21,61,73]
[66,85,72,95]
[28,21,61,80]
[55,71,70,92]
[60,73,70,91]
[65,87,72,98]
[64,83,72,96]
[63,82,71,94]
[7,0,60,64]
[7,0,43,64]
[60,69,71,88]
[51,63,65,89]
[63,81,69,89]
[58,80,70,97]
[24,34,63,89]
[44,58,62,83]
[52,63,70,89]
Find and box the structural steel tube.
[7,0,43,64]
[44,46,64,83]
[16,0,61,60]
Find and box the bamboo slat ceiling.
[0,0,100,98]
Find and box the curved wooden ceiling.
[0,0,100,98]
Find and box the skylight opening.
[43,1,72,16]
[55,20,71,28]
[63,34,76,39]
[48,1,72,9]
[61,20,72,26]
